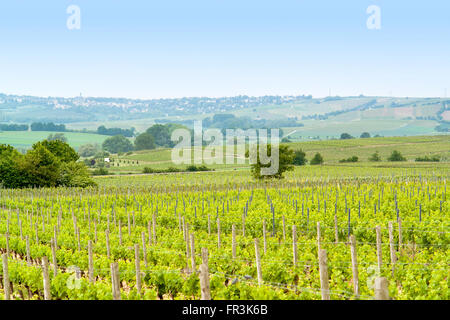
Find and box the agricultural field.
[0,131,110,150]
[283,119,440,140]
[102,135,450,175]
[0,164,448,300]
[58,96,449,139]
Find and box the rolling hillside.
[1,93,449,139]
[100,135,450,175]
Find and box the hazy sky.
[0,1,449,99]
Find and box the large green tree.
[310,153,324,165]
[388,150,406,162]
[134,132,156,151]
[0,145,28,188]
[38,140,79,163]
[340,133,354,140]
[21,143,62,187]
[78,143,102,157]
[102,135,134,153]
[146,124,173,147]
[293,149,307,166]
[369,151,382,162]
[247,144,294,179]
[59,161,96,187]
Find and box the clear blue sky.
[0,1,449,99]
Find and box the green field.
[100,135,449,175]
[0,131,110,150]
[0,133,448,301]
[283,119,440,140]
[287,135,450,162]
[1,158,448,300]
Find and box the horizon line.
[1,91,448,101]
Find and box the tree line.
[0,124,29,131]
[99,123,188,154]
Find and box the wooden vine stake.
[106,230,111,259]
[388,222,396,276]
[375,226,382,273]
[185,225,190,268]
[199,248,211,300]
[152,213,156,244]
[5,233,9,256]
[349,235,360,298]
[127,211,131,237]
[141,232,148,268]
[110,262,121,300]
[148,220,152,247]
[88,240,94,283]
[42,256,51,300]
[232,224,236,260]
[94,221,98,243]
[292,225,297,267]
[317,222,321,250]
[135,244,141,294]
[398,218,403,254]
[318,249,330,300]
[262,219,267,254]
[182,216,187,242]
[2,254,10,300]
[334,215,339,244]
[374,277,390,300]
[118,221,123,246]
[26,235,31,266]
[51,238,58,277]
[53,226,58,249]
[282,216,286,242]
[254,238,263,286]
[190,234,196,272]
[208,215,211,236]
[217,217,221,249]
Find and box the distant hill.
[1,93,449,139]
[94,135,450,175]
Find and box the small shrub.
[388,150,406,162]
[310,153,324,165]
[143,167,155,174]
[186,165,211,172]
[369,151,382,162]
[415,155,440,162]
[293,150,307,166]
[143,165,212,174]
[339,156,358,163]
[340,133,354,140]
[92,168,109,176]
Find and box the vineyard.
[0,166,448,300]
